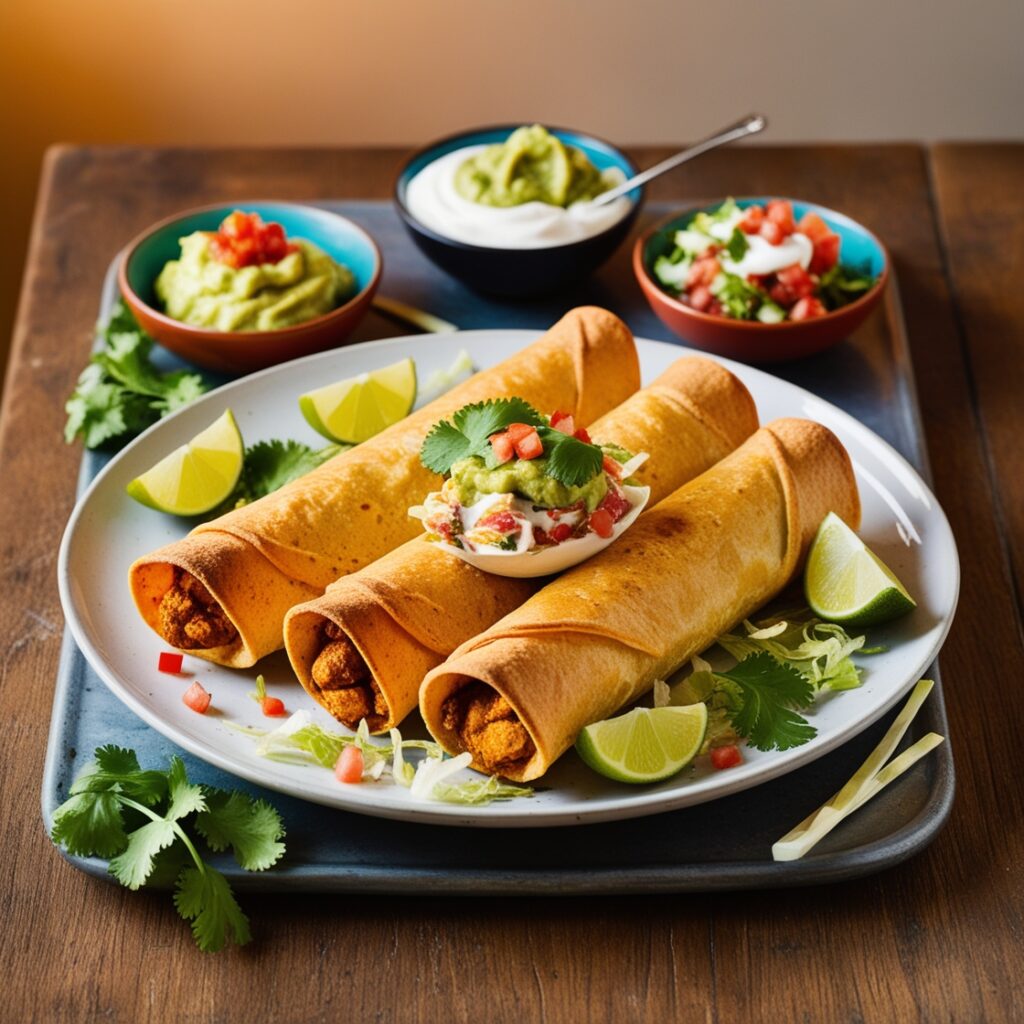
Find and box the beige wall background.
[2,0,1022,372]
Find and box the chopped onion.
[617,451,650,480]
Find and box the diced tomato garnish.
[182,681,211,714]
[759,220,784,246]
[513,428,543,460]
[766,199,796,236]
[261,696,287,717]
[602,454,622,480]
[687,256,720,289]
[776,264,816,300]
[769,280,797,309]
[573,427,592,444]
[490,431,515,464]
[207,210,298,268]
[797,211,831,243]
[599,486,632,524]
[550,523,573,543]
[478,510,520,534]
[710,744,743,770]
[589,508,614,538]
[707,299,724,317]
[334,746,364,784]
[505,423,535,444]
[737,205,766,233]
[790,297,829,321]
[158,652,183,675]
[688,285,714,312]
[550,411,575,435]
[809,232,841,275]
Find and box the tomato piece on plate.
[513,428,543,460]
[766,199,796,236]
[809,232,841,275]
[573,427,592,444]
[334,746,364,784]
[550,411,575,435]
[737,205,765,233]
[759,220,784,246]
[589,508,614,538]
[158,652,183,675]
[688,285,714,312]
[777,264,816,300]
[710,744,743,770]
[790,296,829,320]
[182,681,211,714]
[261,696,287,717]
[490,431,515,464]
[797,211,831,243]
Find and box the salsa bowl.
[634,198,889,363]
[119,201,381,374]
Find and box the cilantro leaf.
[239,440,345,502]
[726,227,750,262]
[420,398,544,475]
[166,756,207,821]
[69,745,168,805]
[174,865,252,953]
[717,652,816,751]
[109,818,178,890]
[538,427,604,486]
[818,265,877,311]
[51,792,128,858]
[195,790,286,871]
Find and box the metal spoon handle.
[591,113,768,207]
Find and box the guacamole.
[454,125,612,209]
[449,455,608,512]
[155,232,355,332]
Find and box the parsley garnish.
[725,227,750,262]
[65,302,209,449]
[420,397,604,487]
[51,746,285,952]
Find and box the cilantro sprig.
[51,746,285,952]
[420,397,604,488]
[65,302,209,449]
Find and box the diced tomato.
[769,281,797,309]
[490,431,515,464]
[688,285,714,312]
[687,256,720,289]
[550,523,573,543]
[334,746,364,784]
[573,427,592,444]
[707,299,724,317]
[182,681,211,714]
[776,264,816,300]
[550,410,575,435]
[261,696,287,717]
[766,199,796,236]
[158,652,183,675]
[759,220,784,245]
[602,454,622,480]
[207,210,298,268]
[589,508,614,538]
[513,429,543,460]
[599,486,632,523]
[737,205,766,233]
[809,232,841,275]
[797,211,831,243]
[478,510,520,534]
[710,744,743,770]
[790,297,829,321]
[505,423,535,444]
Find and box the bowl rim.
[632,196,890,332]
[117,199,383,342]
[392,122,644,255]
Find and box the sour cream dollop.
[404,145,634,250]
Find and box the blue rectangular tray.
[42,201,953,893]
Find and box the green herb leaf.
[109,818,178,890]
[165,756,207,821]
[420,398,544,475]
[70,745,169,805]
[174,865,252,953]
[195,790,286,872]
[818,265,877,311]
[51,792,128,858]
[538,427,604,487]
[726,228,750,262]
[235,439,345,505]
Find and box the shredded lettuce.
[433,775,535,805]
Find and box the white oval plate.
[58,331,959,828]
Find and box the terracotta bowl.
[119,201,381,374]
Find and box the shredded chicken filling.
[311,621,388,728]
[440,681,535,774]
[157,569,238,650]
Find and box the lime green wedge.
[805,512,917,627]
[299,357,417,444]
[575,703,708,784]
[126,409,243,516]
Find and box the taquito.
[284,356,758,731]
[129,307,639,667]
[420,418,861,782]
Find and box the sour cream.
[722,231,814,278]
[404,145,634,250]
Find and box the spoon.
[590,113,768,207]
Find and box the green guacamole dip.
[454,124,612,209]
[155,233,356,332]
[449,455,608,512]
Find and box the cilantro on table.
[51,746,285,952]
[65,301,209,449]
[419,397,604,487]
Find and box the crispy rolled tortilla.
[129,307,639,667]
[419,417,861,781]
[284,355,759,731]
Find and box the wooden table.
[2,143,1021,1023]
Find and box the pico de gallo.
[414,399,649,557]
[652,198,877,323]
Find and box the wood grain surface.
[1,143,1021,1023]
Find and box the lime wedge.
[299,357,417,444]
[575,703,708,784]
[805,512,916,627]
[126,409,243,516]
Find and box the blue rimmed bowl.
[119,201,381,374]
[394,125,643,297]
